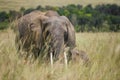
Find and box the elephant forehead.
[55,22,67,32]
[50,22,65,31]
[53,28,63,34]
[48,27,65,39]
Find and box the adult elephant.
[15,10,59,61]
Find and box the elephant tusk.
[64,51,68,68]
[50,52,53,68]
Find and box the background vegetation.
[0,4,120,32]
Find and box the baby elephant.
[71,49,89,64]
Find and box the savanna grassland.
[0,0,120,11]
[0,29,120,80]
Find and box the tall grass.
[0,29,120,80]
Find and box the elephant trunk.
[50,35,64,61]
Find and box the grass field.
[0,29,120,80]
[0,0,120,11]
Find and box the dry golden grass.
[0,0,120,11]
[0,29,120,80]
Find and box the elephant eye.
[29,23,37,31]
[30,23,35,29]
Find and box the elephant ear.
[60,16,76,48]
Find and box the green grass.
[0,0,120,11]
[0,29,120,80]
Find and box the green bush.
[0,4,120,32]
[0,21,9,30]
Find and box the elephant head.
[42,16,76,61]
